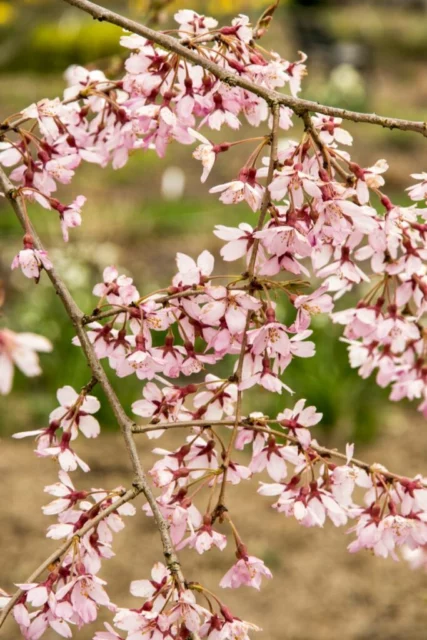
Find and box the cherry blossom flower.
[42,470,85,515]
[49,385,101,439]
[11,247,52,281]
[200,612,260,639]
[175,9,218,38]
[240,353,294,394]
[283,51,307,96]
[220,555,272,590]
[269,163,321,206]
[293,285,334,330]
[0,142,21,167]
[93,266,139,305]
[189,129,227,183]
[21,98,65,138]
[213,223,255,261]
[53,194,86,242]
[41,435,91,473]
[350,159,388,204]
[210,171,263,212]
[55,574,110,625]
[249,435,298,481]
[193,374,238,420]
[178,518,227,554]
[312,115,353,146]
[131,382,189,433]
[407,172,427,202]
[130,562,170,600]
[247,320,291,358]
[278,398,322,448]
[200,286,260,338]
[225,14,253,43]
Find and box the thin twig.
[82,285,256,326]
[131,418,419,484]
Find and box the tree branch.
[60,0,427,137]
[0,168,189,618]
[131,418,421,485]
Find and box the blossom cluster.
[8,470,135,639]
[2,5,427,640]
[14,385,101,472]
[95,563,260,640]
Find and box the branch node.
[224,75,238,88]
[212,503,228,523]
[132,477,145,491]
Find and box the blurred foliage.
[1,0,426,443]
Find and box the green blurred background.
[1,0,427,442]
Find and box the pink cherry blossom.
[11,247,52,281]
[210,172,263,212]
[49,385,101,439]
[407,172,427,202]
[173,250,214,287]
[42,470,85,515]
[311,115,353,146]
[178,518,227,554]
[214,222,255,262]
[55,574,110,625]
[278,398,322,448]
[220,555,272,590]
[93,266,139,305]
[293,285,334,330]
[130,562,170,600]
[193,374,238,420]
[53,194,86,242]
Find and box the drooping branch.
[60,0,427,137]
[0,486,141,629]
[0,166,190,621]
